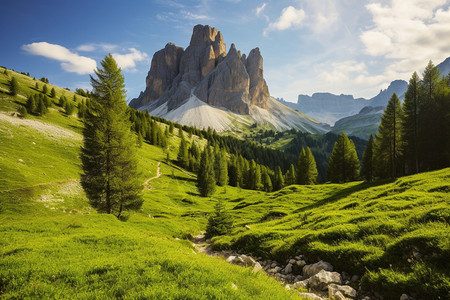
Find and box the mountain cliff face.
[130,24,325,134]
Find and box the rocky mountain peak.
[129,24,270,114]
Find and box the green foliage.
[197,147,216,197]
[64,100,74,116]
[80,54,142,218]
[10,76,19,96]
[296,147,318,185]
[402,72,420,174]
[50,87,56,98]
[285,164,296,186]
[42,84,48,95]
[361,135,374,182]
[17,105,27,118]
[273,166,284,191]
[205,199,234,238]
[215,149,228,186]
[374,93,403,179]
[177,134,189,168]
[327,132,360,182]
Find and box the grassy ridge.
[0,67,449,299]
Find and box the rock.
[129,43,184,108]
[268,266,282,273]
[400,294,411,300]
[284,263,293,274]
[289,259,296,264]
[285,284,291,290]
[239,254,256,266]
[308,270,342,290]
[270,262,278,268]
[226,255,236,263]
[328,284,357,298]
[350,275,359,282]
[231,283,238,290]
[296,260,307,268]
[18,158,24,163]
[292,279,309,290]
[330,290,346,300]
[195,43,250,114]
[246,47,269,108]
[303,260,334,278]
[252,262,263,273]
[245,225,251,230]
[298,292,323,300]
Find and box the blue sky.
[1,0,450,103]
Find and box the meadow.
[0,68,449,299]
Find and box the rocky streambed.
[190,234,414,300]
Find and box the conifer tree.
[37,97,47,115]
[273,166,284,190]
[80,54,142,218]
[197,147,216,197]
[50,87,56,98]
[35,82,39,90]
[402,72,421,174]
[42,84,48,95]
[285,164,296,186]
[64,101,74,115]
[261,167,273,192]
[297,147,318,185]
[361,135,374,182]
[327,132,360,182]
[59,96,66,107]
[205,199,233,238]
[26,95,36,114]
[177,134,189,168]
[374,93,403,178]
[18,105,27,118]
[10,77,19,96]
[215,149,228,186]
[228,155,238,187]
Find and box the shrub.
[205,199,233,238]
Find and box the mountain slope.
[130,24,327,134]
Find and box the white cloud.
[180,10,210,20]
[22,42,96,74]
[256,3,267,16]
[264,6,306,35]
[77,43,118,52]
[360,0,450,73]
[112,48,149,72]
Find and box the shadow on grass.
[293,179,394,213]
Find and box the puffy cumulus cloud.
[264,6,305,35]
[360,0,450,73]
[303,0,339,34]
[318,60,368,83]
[112,48,149,72]
[22,42,96,74]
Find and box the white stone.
[303,260,334,278]
[252,262,263,273]
[329,284,357,298]
[289,259,296,264]
[292,279,309,290]
[308,270,342,290]
[298,292,323,300]
[296,260,307,268]
[226,255,236,263]
[400,294,410,300]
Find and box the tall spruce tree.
[374,93,403,179]
[197,147,216,197]
[402,72,421,174]
[285,164,296,186]
[215,149,228,186]
[80,54,142,218]
[297,147,318,185]
[361,135,374,182]
[10,77,19,96]
[177,134,189,168]
[327,132,360,182]
[273,166,284,190]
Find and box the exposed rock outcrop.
[130,24,269,114]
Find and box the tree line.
[361,61,450,181]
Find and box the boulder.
[329,290,346,300]
[284,263,293,274]
[303,260,334,278]
[296,260,307,268]
[308,270,342,290]
[252,262,263,273]
[328,284,357,298]
[298,292,323,300]
[292,279,309,290]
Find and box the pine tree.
[297,147,318,185]
[374,93,403,179]
[402,72,421,174]
[261,167,273,192]
[37,97,47,115]
[64,101,74,115]
[215,149,228,186]
[361,135,374,182]
[177,134,189,168]
[80,54,142,218]
[273,166,284,191]
[10,77,19,96]
[35,82,39,90]
[228,155,238,187]
[285,164,296,186]
[59,96,66,107]
[327,132,360,182]
[50,87,56,98]
[197,147,216,197]
[205,199,233,238]
[42,84,48,95]
[18,105,27,118]
[26,95,36,114]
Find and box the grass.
[0,67,449,299]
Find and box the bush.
[205,199,233,239]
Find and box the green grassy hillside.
[0,67,449,299]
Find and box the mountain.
[437,56,450,77]
[284,80,408,125]
[331,106,385,139]
[130,25,328,134]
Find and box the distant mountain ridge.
[129,24,328,134]
[281,80,408,125]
